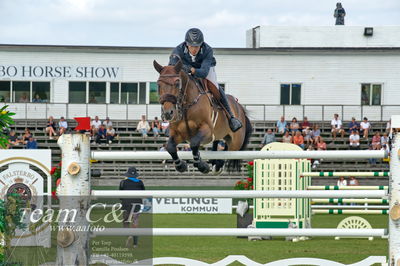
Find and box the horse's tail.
[226,109,252,172]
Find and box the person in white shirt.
[331,113,344,140]
[337,176,347,186]
[349,130,360,150]
[103,117,113,128]
[136,115,150,138]
[91,116,102,135]
[58,116,68,135]
[161,119,170,137]
[360,117,371,139]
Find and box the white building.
[1,26,399,121]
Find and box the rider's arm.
[193,49,213,78]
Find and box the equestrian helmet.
[185,28,204,47]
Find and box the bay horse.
[153,60,252,174]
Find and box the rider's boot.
[218,87,242,132]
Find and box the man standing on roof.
[168,28,242,132]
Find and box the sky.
[0,0,399,48]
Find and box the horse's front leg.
[190,125,212,174]
[167,136,187,172]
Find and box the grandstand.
[7,118,389,187]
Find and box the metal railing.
[1,102,399,121]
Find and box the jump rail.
[91,150,388,161]
[302,172,389,177]
[308,186,388,190]
[92,228,387,237]
[91,190,387,199]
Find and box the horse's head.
[153,59,183,121]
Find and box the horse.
[153,60,252,174]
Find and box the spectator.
[106,126,116,144]
[261,128,276,148]
[91,116,102,135]
[161,119,170,137]
[136,115,150,138]
[368,145,377,165]
[282,130,292,143]
[348,117,359,134]
[103,117,113,128]
[96,124,107,145]
[315,136,327,150]
[371,131,381,150]
[381,132,389,148]
[32,93,42,103]
[182,144,191,151]
[360,117,371,139]
[21,128,32,144]
[349,130,360,150]
[159,143,167,152]
[46,116,57,139]
[19,93,29,103]
[293,131,305,149]
[26,136,38,149]
[58,117,68,135]
[300,117,312,134]
[276,116,287,134]
[331,113,344,140]
[337,176,347,187]
[289,117,300,136]
[311,124,321,142]
[348,176,359,186]
[119,167,145,249]
[303,126,313,147]
[7,130,21,148]
[151,117,162,138]
[89,94,97,103]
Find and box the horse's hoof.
[175,160,188,172]
[212,164,223,175]
[197,161,210,174]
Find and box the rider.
[168,28,242,132]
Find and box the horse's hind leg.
[211,140,225,175]
[190,126,211,174]
[167,136,187,172]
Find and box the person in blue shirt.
[95,124,107,144]
[168,28,242,132]
[348,117,360,134]
[26,136,38,149]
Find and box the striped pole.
[312,198,389,204]
[313,209,388,215]
[312,205,389,209]
[301,172,389,177]
[308,186,388,190]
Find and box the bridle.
[157,72,205,122]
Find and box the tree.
[0,106,15,149]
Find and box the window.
[361,83,382,105]
[13,81,30,103]
[280,83,301,105]
[139,82,146,104]
[89,82,106,104]
[149,82,159,104]
[32,82,50,103]
[0,81,10,102]
[110,83,119,104]
[121,83,138,104]
[69,82,86,103]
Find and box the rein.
[158,73,206,123]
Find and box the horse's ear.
[153,60,163,73]
[174,60,182,73]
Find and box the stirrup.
[229,117,242,132]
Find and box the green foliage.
[234,161,253,190]
[0,106,15,149]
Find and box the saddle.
[192,77,221,109]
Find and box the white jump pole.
[389,131,400,264]
[312,198,388,204]
[301,172,389,177]
[308,186,388,190]
[312,205,389,209]
[91,150,387,161]
[92,228,387,237]
[312,209,388,215]
[91,190,386,199]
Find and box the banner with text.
[152,197,232,214]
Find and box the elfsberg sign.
[152,197,232,214]
[0,64,121,80]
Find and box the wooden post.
[390,133,400,265]
[56,134,91,266]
